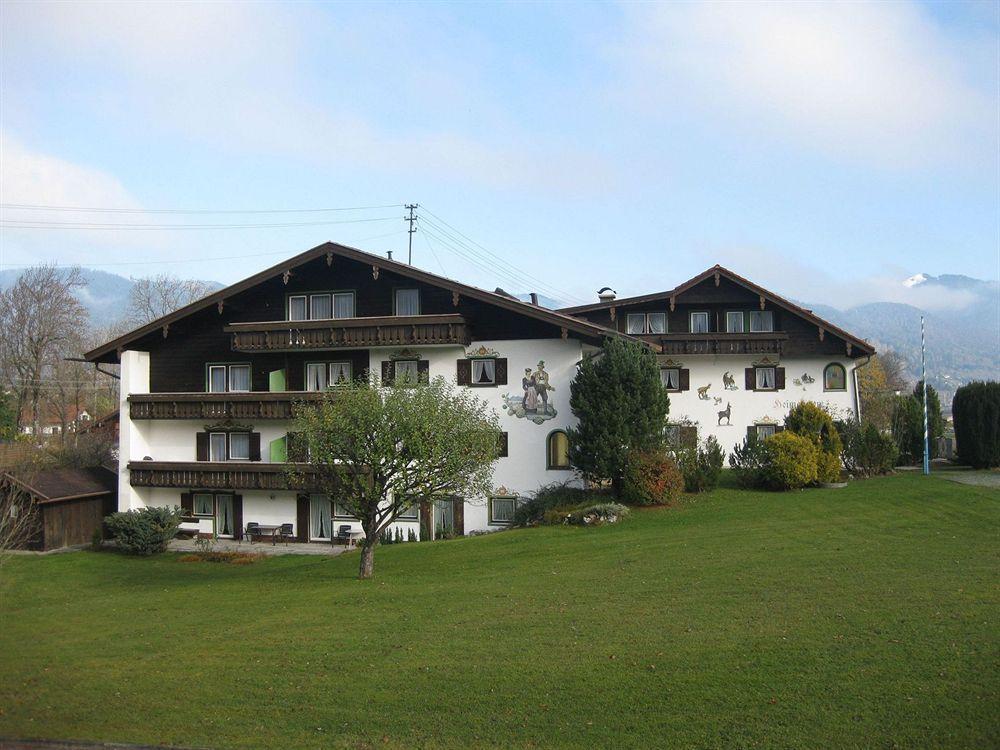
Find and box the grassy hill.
[1,473,997,749]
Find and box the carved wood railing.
[225,314,469,352]
[128,392,326,420]
[658,333,788,356]
[127,461,319,491]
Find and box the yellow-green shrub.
[762,432,819,490]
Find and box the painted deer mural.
[717,402,732,426]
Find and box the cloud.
[613,1,998,168]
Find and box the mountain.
[805,273,999,411]
[0,268,223,328]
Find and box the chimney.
[598,286,617,303]
[530,292,539,306]
[386,250,393,260]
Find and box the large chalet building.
[85,242,873,541]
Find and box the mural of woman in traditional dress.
[522,368,539,411]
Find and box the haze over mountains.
[2,267,995,408]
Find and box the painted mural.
[503,360,557,424]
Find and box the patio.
[168,537,352,556]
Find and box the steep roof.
[85,241,651,362]
[559,264,875,355]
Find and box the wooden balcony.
[127,461,320,491]
[128,392,325,420]
[658,333,788,356]
[225,314,469,352]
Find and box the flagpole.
[922,315,930,475]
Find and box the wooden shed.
[2,466,118,551]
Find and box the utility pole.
[921,315,930,475]
[405,204,418,264]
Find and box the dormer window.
[726,311,745,333]
[394,288,420,316]
[689,311,710,333]
[749,310,774,332]
[289,292,355,321]
[626,312,667,334]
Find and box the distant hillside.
[514,292,562,309]
[0,268,223,328]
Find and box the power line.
[0,215,399,231]
[0,202,404,214]
[421,229,449,277]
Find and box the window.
[310,494,332,540]
[823,363,846,391]
[229,432,250,461]
[333,292,355,319]
[489,496,518,525]
[310,294,332,320]
[664,424,682,447]
[208,364,250,392]
[690,311,710,333]
[394,288,420,316]
[306,362,353,391]
[626,313,667,335]
[726,311,745,333]
[471,358,496,386]
[397,504,419,521]
[394,360,419,384]
[306,363,326,392]
[547,430,570,470]
[755,367,776,390]
[755,424,777,439]
[328,361,352,386]
[209,433,227,462]
[193,493,214,516]
[288,295,308,321]
[333,501,357,520]
[660,367,681,390]
[749,310,774,332]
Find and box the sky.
[1,0,997,311]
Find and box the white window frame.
[471,358,496,386]
[749,310,774,333]
[626,313,646,335]
[209,432,227,462]
[332,291,355,319]
[228,364,251,392]
[228,432,251,461]
[393,359,420,384]
[755,366,777,391]
[309,293,333,320]
[288,295,308,322]
[647,312,667,335]
[328,361,352,386]
[306,363,327,392]
[689,311,710,333]
[489,496,518,525]
[208,365,228,393]
[660,367,681,391]
[193,493,214,517]
[397,504,419,521]
[394,288,421,316]
[726,311,745,333]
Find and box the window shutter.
[495,358,508,385]
[745,368,755,391]
[196,432,209,462]
[456,359,471,386]
[417,360,430,383]
[295,494,310,542]
[775,367,786,390]
[452,497,464,536]
[180,492,194,516]
[679,369,690,391]
[498,431,509,458]
[775,425,785,433]
[381,360,393,385]
[249,433,261,462]
[232,495,244,540]
[680,425,698,448]
[747,426,756,442]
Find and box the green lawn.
[1,473,997,749]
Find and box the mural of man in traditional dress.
[503,360,558,424]
[533,361,554,412]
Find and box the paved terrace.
[169,538,352,556]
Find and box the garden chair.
[277,523,295,545]
[244,522,260,544]
[335,524,354,546]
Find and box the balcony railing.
[658,333,788,356]
[225,314,469,352]
[128,392,326,420]
[127,461,320,491]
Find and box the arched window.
[823,363,846,391]
[547,430,571,470]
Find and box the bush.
[566,503,631,526]
[105,506,184,556]
[673,436,724,493]
[786,401,842,482]
[729,435,769,489]
[952,381,1000,468]
[621,450,684,506]
[891,395,925,465]
[839,420,898,477]
[760,432,819,490]
[815,451,842,484]
[514,482,596,526]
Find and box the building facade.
[85,245,874,542]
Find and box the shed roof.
[4,466,117,505]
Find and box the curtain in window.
[750,311,773,332]
[229,365,250,392]
[472,359,495,384]
[435,499,454,534]
[395,289,420,315]
[289,296,307,321]
[647,314,666,334]
[210,433,227,461]
[492,498,515,523]
[216,495,233,536]
[310,495,331,539]
[311,294,332,320]
[395,360,418,383]
[727,312,744,332]
[306,363,326,391]
[757,425,776,439]
[757,367,775,389]
[229,432,250,460]
[209,367,227,393]
[333,293,355,319]
[660,368,679,389]
[194,493,213,516]
[626,315,645,334]
[329,362,351,385]
[691,314,709,333]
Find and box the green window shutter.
[268,369,286,392]
[270,436,288,463]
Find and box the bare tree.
[0,455,47,562]
[0,265,87,439]
[124,274,214,327]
